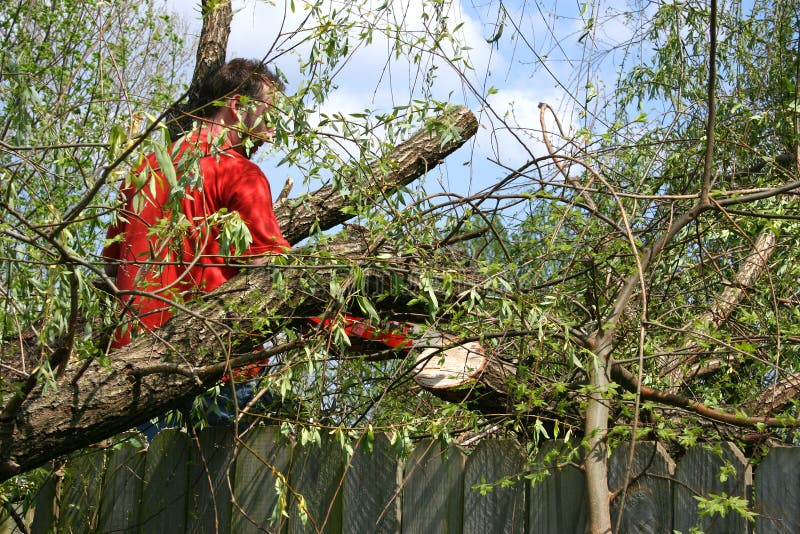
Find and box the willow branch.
[274,106,478,244]
[660,228,778,389]
[611,360,796,429]
[699,0,717,202]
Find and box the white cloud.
[162,0,581,195]
[475,87,574,171]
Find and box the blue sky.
[165,0,647,200]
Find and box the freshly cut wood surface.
[413,338,487,389]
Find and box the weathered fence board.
[186,425,236,533]
[343,433,402,534]
[402,439,465,534]
[673,442,751,533]
[56,448,106,532]
[288,435,344,533]
[14,428,800,533]
[96,437,146,533]
[754,446,800,533]
[528,440,587,534]
[139,429,190,532]
[29,476,56,534]
[463,438,526,534]
[608,441,675,534]
[232,425,293,533]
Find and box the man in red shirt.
[103,59,291,436]
[104,59,290,347]
[105,59,485,437]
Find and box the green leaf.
[356,295,379,323]
[154,144,177,188]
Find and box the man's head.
[197,58,285,156]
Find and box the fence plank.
[608,441,674,534]
[232,425,293,533]
[344,433,402,534]
[288,435,344,533]
[186,426,236,533]
[528,440,587,534]
[28,434,800,532]
[30,476,57,534]
[463,439,526,534]
[674,442,751,533]
[96,437,147,533]
[140,428,191,532]
[56,448,106,532]
[402,440,465,534]
[754,446,800,533]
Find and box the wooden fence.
[1,426,798,533]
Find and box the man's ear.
[215,95,245,127]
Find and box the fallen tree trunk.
[0,238,516,480]
[0,108,485,480]
[0,242,358,478]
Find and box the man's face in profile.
[238,82,277,157]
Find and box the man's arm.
[225,166,290,257]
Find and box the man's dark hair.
[195,58,285,117]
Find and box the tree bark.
[584,335,613,534]
[749,370,800,416]
[0,108,479,481]
[169,0,233,138]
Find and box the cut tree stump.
[413,337,487,389]
[411,335,515,412]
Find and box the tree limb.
[169,0,233,138]
[0,108,479,481]
[274,106,478,244]
[611,359,797,429]
[660,228,778,389]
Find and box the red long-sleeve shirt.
[104,137,289,347]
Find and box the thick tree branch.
[750,371,800,415]
[274,106,478,244]
[0,108,479,481]
[611,359,797,429]
[584,335,613,534]
[169,0,233,138]
[660,228,778,389]
[0,238,502,480]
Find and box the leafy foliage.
[1,0,799,529]
[0,0,191,384]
